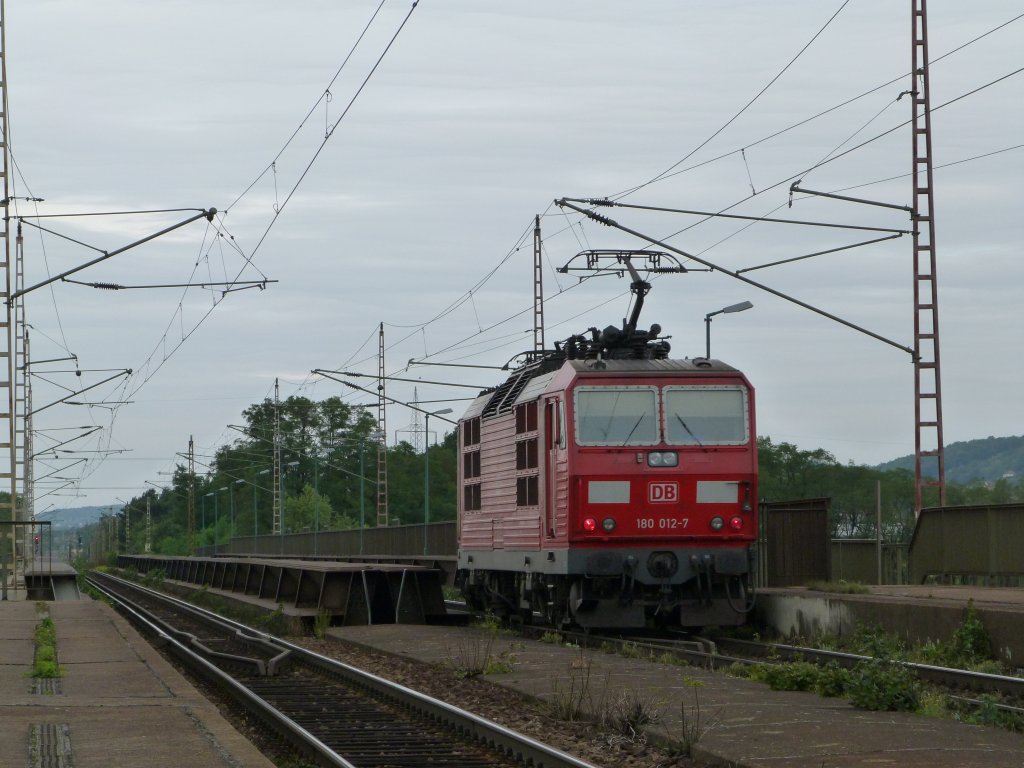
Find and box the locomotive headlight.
[583,517,597,532]
[601,517,616,532]
[709,516,725,531]
[648,451,678,467]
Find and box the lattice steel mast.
[187,436,196,554]
[376,322,388,526]
[910,0,946,513]
[532,214,545,354]
[0,0,20,593]
[272,378,282,534]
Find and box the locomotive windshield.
[573,384,749,446]
[574,386,659,446]
[664,385,748,445]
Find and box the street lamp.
[283,461,299,537]
[215,487,228,552]
[704,301,753,359]
[203,492,213,549]
[232,479,244,542]
[423,408,453,555]
[256,468,271,539]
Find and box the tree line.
[89,395,456,557]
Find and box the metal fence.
[909,502,1024,586]
[758,498,831,587]
[831,539,908,585]
[196,501,1024,588]
[199,521,458,560]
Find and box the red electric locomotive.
[456,252,757,629]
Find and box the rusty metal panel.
[910,503,1024,585]
[830,540,908,585]
[762,498,831,587]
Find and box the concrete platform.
[0,599,275,768]
[758,584,1024,663]
[119,554,447,624]
[24,560,81,601]
[329,623,1024,768]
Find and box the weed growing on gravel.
[847,659,920,711]
[313,609,332,640]
[30,616,63,679]
[446,619,514,678]
[539,630,562,644]
[599,689,663,742]
[670,680,718,759]
[746,660,820,692]
[483,649,516,675]
[915,600,993,669]
[547,650,601,721]
[656,651,689,667]
[141,568,166,589]
[957,695,1024,732]
[811,662,851,698]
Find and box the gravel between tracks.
[289,636,697,768]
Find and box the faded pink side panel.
[459,513,491,550]
[476,413,517,549]
[553,451,570,542]
[501,512,542,549]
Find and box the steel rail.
[711,636,1024,698]
[87,571,601,768]
[85,574,357,768]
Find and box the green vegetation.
[447,618,517,678]
[30,616,63,679]
[313,609,332,640]
[758,437,1024,542]
[76,394,458,561]
[804,605,997,674]
[736,609,1015,727]
[804,580,870,594]
[877,434,1024,487]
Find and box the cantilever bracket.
[789,181,913,214]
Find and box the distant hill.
[876,435,1024,485]
[34,505,115,529]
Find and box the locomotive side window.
[461,416,482,511]
[463,417,481,446]
[516,440,538,470]
[574,386,659,446]
[515,402,538,434]
[516,476,539,506]
[464,483,481,511]
[663,386,749,445]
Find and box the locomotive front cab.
[562,361,758,628]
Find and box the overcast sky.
[7,1,1022,511]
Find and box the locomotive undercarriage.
[458,548,755,630]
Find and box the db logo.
[648,482,679,503]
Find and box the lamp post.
[202,493,211,546]
[232,479,244,542]
[704,301,753,359]
[283,461,299,536]
[215,487,228,552]
[423,408,453,555]
[257,469,270,539]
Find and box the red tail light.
[583,517,597,532]
[729,516,744,531]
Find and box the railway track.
[446,598,1024,712]
[86,571,600,768]
[550,628,1024,718]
